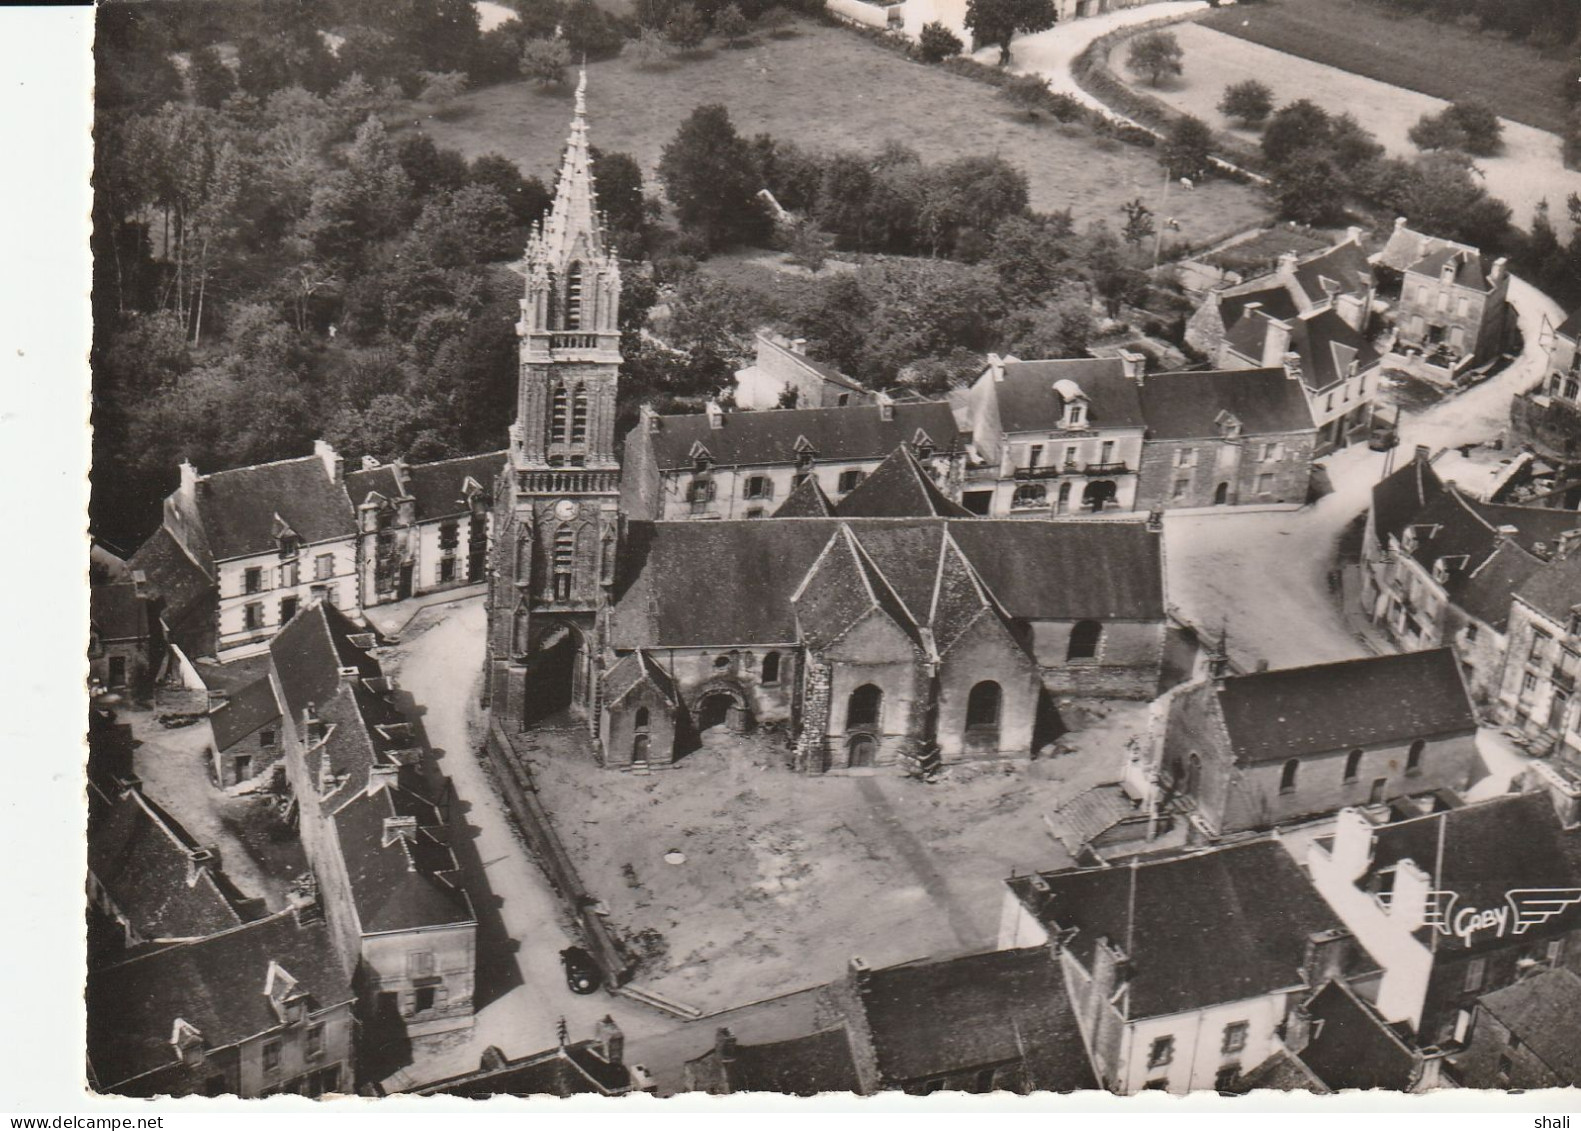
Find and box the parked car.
[561,946,601,994]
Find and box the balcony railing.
[548,332,602,351]
[1012,464,1077,481]
[1552,667,1576,693]
[1082,461,1130,477]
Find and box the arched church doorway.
[523,628,579,727]
[847,733,877,768]
[1214,481,1229,505]
[1083,480,1117,512]
[698,692,736,733]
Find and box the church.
[484,77,1171,773]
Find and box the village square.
[75,0,1581,1102]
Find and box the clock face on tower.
[553,499,579,521]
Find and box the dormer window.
[793,435,817,469]
[1216,410,1241,439]
[278,535,300,559]
[689,440,712,474]
[1066,403,1086,429]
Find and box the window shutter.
[764,479,775,500]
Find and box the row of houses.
[85,603,480,1098]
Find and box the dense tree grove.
[90,0,666,552]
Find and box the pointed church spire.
[536,65,605,271]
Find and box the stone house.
[1219,306,1381,454]
[732,330,872,410]
[1185,231,1374,360]
[347,451,501,606]
[1494,551,1581,762]
[618,397,965,522]
[1304,789,1581,1049]
[1135,367,1317,509]
[89,579,156,696]
[207,674,283,788]
[1159,650,1480,837]
[1362,450,1581,704]
[1511,306,1581,464]
[1454,967,1581,1088]
[87,909,354,1098]
[270,602,476,1042]
[959,354,1147,516]
[685,1027,864,1095]
[1396,246,1511,368]
[413,1017,651,1096]
[1000,838,1360,1094]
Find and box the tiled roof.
[611,518,1164,648]
[643,403,962,470]
[1477,967,1581,1084]
[1048,783,1141,856]
[1291,241,1372,307]
[1010,839,1347,1018]
[195,456,356,561]
[129,527,215,624]
[415,1040,634,1096]
[1557,306,1581,341]
[772,474,834,517]
[686,1028,863,1095]
[401,450,505,520]
[1140,369,1315,440]
[1297,980,1419,1092]
[1370,457,1444,550]
[344,464,404,507]
[833,446,972,519]
[1514,552,1581,623]
[858,947,1096,1091]
[1231,1048,1329,1094]
[1407,247,1490,292]
[91,581,149,642]
[1455,539,1545,631]
[1212,649,1475,764]
[88,787,249,943]
[268,603,380,726]
[1362,792,1581,953]
[1288,308,1380,392]
[1372,224,1476,275]
[990,358,1146,433]
[208,675,281,752]
[1220,285,1300,329]
[87,911,350,1092]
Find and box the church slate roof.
[1009,839,1346,1019]
[1140,369,1315,440]
[195,456,357,561]
[989,358,1146,433]
[833,446,972,519]
[1213,649,1475,764]
[87,911,350,1093]
[611,518,1165,649]
[642,402,962,470]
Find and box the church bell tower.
[487,71,622,729]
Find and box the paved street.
[379,598,669,1086]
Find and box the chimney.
[705,401,724,430]
[849,955,870,990]
[314,439,344,484]
[1283,350,1303,385]
[790,338,807,356]
[1556,528,1581,561]
[876,391,894,422]
[714,1027,738,1068]
[1328,807,1377,883]
[361,455,380,472]
[1523,760,1581,829]
[640,403,660,433]
[1345,225,1365,246]
[1145,506,1164,533]
[1277,251,1299,278]
[987,352,1005,382]
[594,1015,625,1067]
[1490,256,1508,284]
[1441,254,1458,285]
[1281,1002,1315,1055]
[1394,216,1408,232]
[287,873,320,926]
[179,458,199,499]
[1301,928,1351,988]
[302,701,325,743]
[1414,444,1431,464]
[368,762,400,795]
[185,845,217,885]
[1118,348,1146,385]
[1261,318,1293,368]
[382,814,418,847]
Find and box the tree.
[1006,288,1095,358]
[520,36,572,86]
[1126,30,1183,87]
[1218,79,1272,128]
[629,27,672,67]
[1262,99,1331,166]
[1329,113,1384,166]
[1120,198,1155,247]
[1272,154,1348,226]
[397,133,470,200]
[1409,109,1470,154]
[657,104,772,249]
[591,147,655,241]
[987,211,1076,303]
[418,70,469,116]
[1084,225,1147,317]
[188,45,237,109]
[786,218,834,273]
[1395,153,1514,251]
[561,0,626,59]
[468,154,551,226]
[964,0,1057,66]
[715,3,752,43]
[665,3,708,49]
[1162,114,1214,180]
[512,0,566,39]
[1412,100,1504,157]
[918,20,964,62]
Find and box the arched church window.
[847,684,883,731]
[550,384,569,446]
[513,605,530,654]
[572,387,589,444]
[761,651,780,685]
[565,262,583,329]
[553,527,575,602]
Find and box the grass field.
[418,18,1269,241]
[1200,0,1572,136]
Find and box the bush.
[1162,114,1214,180]
[629,26,672,67]
[665,3,708,49]
[918,20,964,62]
[519,36,572,86]
[715,2,752,44]
[1218,79,1272,128]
